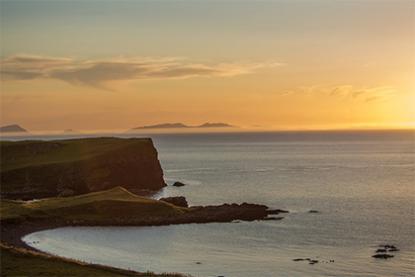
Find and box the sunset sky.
[1,0,414,132]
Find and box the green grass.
[1,244,186,277]
[0,137,153,172]
[0,187,186,223]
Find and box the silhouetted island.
[132,122,235,130]
[0,124,27,133]
[63,129,80,134]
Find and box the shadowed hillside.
[0,137,166,200]
[0,186,277,230]
[1,243,186,277]
[1,187,185,225]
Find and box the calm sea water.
[23,131,415,276]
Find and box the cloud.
[282,84,396,103]
[0,55,282,87]
[329,85,396,102]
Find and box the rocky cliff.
[0,137,166,200]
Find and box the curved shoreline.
[1,203,286,276]
[1,242,172,277]
[1,222,187,277]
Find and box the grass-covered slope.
[0,187,186,224]
[0,137,166,200]
[1,244,186,277]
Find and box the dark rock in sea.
[309,260,319,265]
[293,257,334,264]
[386,245,399,251]
[159,196,189,207]
[308,210,320,213]
[267,209,289,214]
[172,181,186,187]
[183,202,270,223]
[372,254,394,259]
[377,244,400,252]
[263,216,283,221]
[379,244,394,248]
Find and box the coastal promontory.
[0,137,166,200]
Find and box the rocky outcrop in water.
[172,182,186,187]
[293,258,334,265]
[160,196,188,207]
[372,244,399,259]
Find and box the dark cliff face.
[0,137,166,200]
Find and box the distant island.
[132,122,235,130]
[63,129,82,134]
[0,124,27,133]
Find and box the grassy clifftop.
[1,187,186,224]
[1,137,166,200]
[1,244,186,277]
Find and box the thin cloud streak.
[329,85,397,102]
[282,85,397,103]
[0,55,283,87]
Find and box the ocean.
[22,130,415,276]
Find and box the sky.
[0,0,414,132]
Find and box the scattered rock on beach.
[172,181,186,187]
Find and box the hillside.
[0,187,278,275]
[0,137,166,200]
[0,186,276,228]
[1,244,186,277]
[0,187,186,224]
